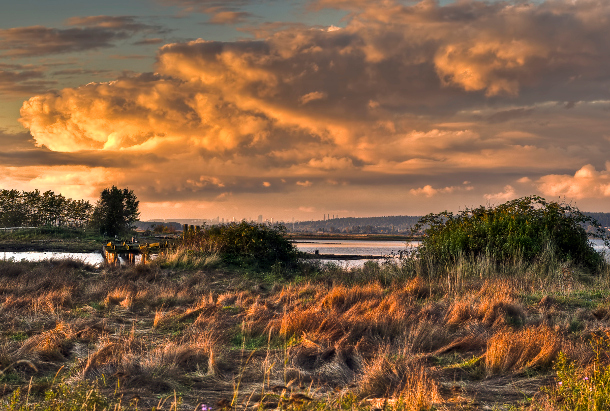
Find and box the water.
[0,250,155,266]
[1,251,105,266]
[293,239,419,268]
[2,238,608,268]
[295,238,610,267]
[591,239,610,260]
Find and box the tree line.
[0,189,92,228]
[0,187,139,237]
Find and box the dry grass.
[485,325,563,374]
[0,258,609,410]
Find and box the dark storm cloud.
[0,130,36,150]
[133,38,165,46]
[65,15,165,33]
[0,26,128,57]
[159,0,261,24]
[158,0,252,12]
[52,68,114,76]
[0,16,166,57]
[0,67,56,95]
[487,108,535,124]
[0,146,167,168]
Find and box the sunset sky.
[2,0,610,221]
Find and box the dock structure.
[104,241,171,254]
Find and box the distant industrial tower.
[258,215,263,223]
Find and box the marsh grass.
[155,249,222,270]
[2,252,610,409]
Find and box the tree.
[90,186,140,237]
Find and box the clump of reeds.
[359,347,440,408]
[155,248,221,270]
[485,325,562,374]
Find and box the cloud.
[158,0,252,13]
[0,66,56,96]
[410,183,474,197]
[207,10,253,25]
[159,0,257,24]
[487,108,534,124]
[237,22,308,39]
[0,129,36,150]
[0,17,165,57]
[537,165,610,199]
[410,185,454,197]
[133,38,165,46]
[65,15,163,32]
[300,91,327,105]
[484,185,517,202]
[0,26,123,56]
[14,0,610,214]
[52,68,114,76]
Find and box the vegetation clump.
[175,221,302,271]
[414,196,608,271]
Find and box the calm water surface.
[1,251,105,266]
[293,239,419,268]
[2,239,608,268]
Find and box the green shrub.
[413,196,607,271]
[179,221,301,271]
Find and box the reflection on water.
[294,239,418,256]
[294,239,419,268]
[103,251,154,265]
[1,250,158,266]
[1,251,105,266]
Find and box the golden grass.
[18,322,74,361]
[1,258,610,410]
[485,325,563,374]
[359,347,440,409]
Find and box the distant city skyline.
[3,0,610,220]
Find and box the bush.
[413,196,607,271]
[179,221,301,270]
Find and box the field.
[2,254,610,410]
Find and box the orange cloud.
[537,165,610,199]
[484,185,517,202]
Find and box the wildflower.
[584,377,589,381]
[201,405,212,411]
[558,382,562,386]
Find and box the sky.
[2,0,610,222]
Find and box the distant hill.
[134,212,610,235]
